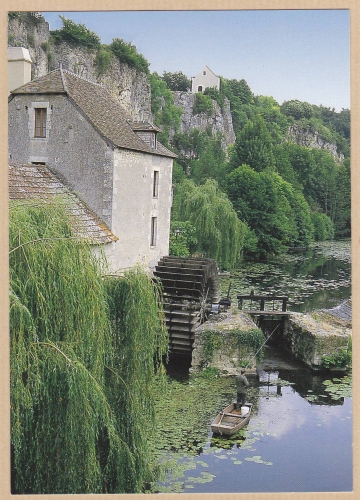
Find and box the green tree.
[162,71,191,91]
[172,179,255,268]
[280,99,315,120]
[224,165,311,257]
[273,144,302,190]
[311,211,335,241]
[190,132,227,184]
[94,46,112,76]
[229,114,275,172]
[332,158,351,237]
[221,78,254,106]
[220,77,254,136]
[310,149,337,215]
[10,200,167,494]
[172,161,187,185]
[169,220,198,256]
[282,143,317,205]
[171,128,212,170]
[149,72,183,145]
[254,95,289,142]
[193,93,214,115]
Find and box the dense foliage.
[50,16,101,49]
[193,92,214,115]
[109,38,149,74]
[172,179,257,268]
[161,71,191,91]
[149,73,183,145]
[166,71,350,262]
[10,200,167,494]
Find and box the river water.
[151,240,352,494]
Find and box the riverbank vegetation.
[165,76,350,267]
[169,99,350,265]
[10,200,167,494]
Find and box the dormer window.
[150,132,157,149]
[34,108,47,137]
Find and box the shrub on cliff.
[110,38,149,74]
[50,15,101,50]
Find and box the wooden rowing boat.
[211,402,252,436]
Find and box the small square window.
[34,108,47,138]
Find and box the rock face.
[288,124,344,162]
[49,43,152,121]
[172,91,236,149]
[8,14,50,79]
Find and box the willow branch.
[34,341,73,363]
[10,236,86,254]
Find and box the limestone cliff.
[288,124,344,162]
[172,91,236,149]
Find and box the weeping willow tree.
[10,199,167,494]
[172,179,256,269]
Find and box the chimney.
[8,47,32,95]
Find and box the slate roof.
[9,163,118,244]
[10,68,177,158]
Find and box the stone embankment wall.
[283,310,351,371]
[191,305,351,374]
[190,307,262,375]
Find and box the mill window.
[150,217,157,246]
[34,108,47,138]
[153,171,159,198]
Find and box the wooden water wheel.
[154,256,220,354]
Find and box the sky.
[41,10,350,111]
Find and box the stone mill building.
[8,48,177,273]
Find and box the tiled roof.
[10,68,177,158]
[9,163,118,244]
[129,121,162,132]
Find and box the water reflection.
[221,240,351,313]
[154,241,352,493]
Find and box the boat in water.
[211,402,252,436]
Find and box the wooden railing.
[237,294,289,316]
